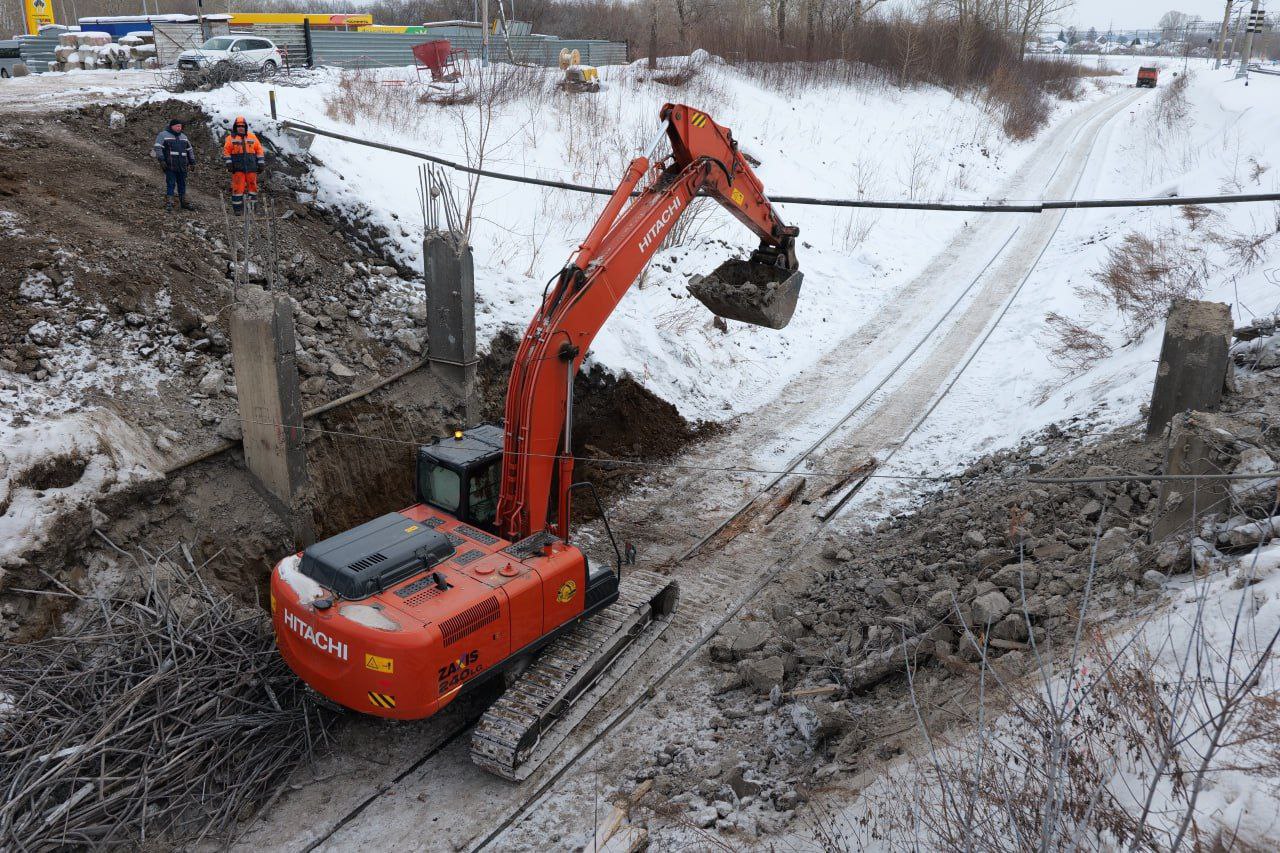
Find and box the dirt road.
[229,86,1149,852]
[0,69,164,115]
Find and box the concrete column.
[1146,299,1233,439]
[1150,413,1231,542]
[230,286,314,545]
[424,232,480,425]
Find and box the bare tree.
[1015,0,1076,58]
[1159,10,1195,41]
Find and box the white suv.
[178,36,283,75]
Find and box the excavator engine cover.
[687,259,804,330]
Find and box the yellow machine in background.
[558,47,599,92]
[24,0,56,35]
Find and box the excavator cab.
[415,424,504,534]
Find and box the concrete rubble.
[621,351,1280,839]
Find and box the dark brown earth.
[1,102,707,638]
[0,99,422,445]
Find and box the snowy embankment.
[805,63,1280,849]
[180,57,1116,424]
[0,410,161,592]
[876,60,1280,493]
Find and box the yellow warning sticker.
[404,525,419,534]
[365,653,394,674]
[731,188,745,206]
[368,691,397,709]
[556,580,579,603]
[690,112,709,128]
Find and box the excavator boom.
[496,103,802,543]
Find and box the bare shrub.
[988,64,1050,141]
[1153,70,1191,129]
[1042,311,1113,373]
[1210,227,1276,273]
[165,61,278,93]
[323,69,426,133]
[1179,204,1222,231]
[1248,157,1271,186]
[1088,230,1209,335]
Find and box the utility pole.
[1216,0,1236,69]
[481,0,489,67]
[1228,6,1248,65]
[1236,0,1264,80]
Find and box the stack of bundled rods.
[0,547,335,849]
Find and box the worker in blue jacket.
[153,118,197,211]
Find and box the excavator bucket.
[687,259,804,330]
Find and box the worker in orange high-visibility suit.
[222,116,266,216]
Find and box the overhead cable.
[282,119,1280,213]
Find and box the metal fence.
[153,21,230,67]
[307,29,627,69]
[229,24,308,70]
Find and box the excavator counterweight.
[269,103,801,781]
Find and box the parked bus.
[0,39,26,78]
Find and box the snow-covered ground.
[179,56,1120,423]
[796,61,1280,849]
[866,59,1280,508]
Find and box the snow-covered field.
[870,59,1280,503]
[801,61,1280,849]
[179,56,1121,424]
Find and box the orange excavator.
[269,103,803,780]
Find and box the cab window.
[468,460,500,527]
[420,462,461,513]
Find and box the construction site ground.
[230,85,1158,850]
[4,59,1280,850]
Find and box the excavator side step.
[470,570,678,781]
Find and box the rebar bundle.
[0,550,335,850]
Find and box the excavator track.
[470,570,678,781]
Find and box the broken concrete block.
[738,656,785,693]
[971,591,1011,627]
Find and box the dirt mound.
[479,328,714,501]
[0,100,430,458]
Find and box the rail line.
[285,88,1143,853]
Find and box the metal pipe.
[642,122,669,163]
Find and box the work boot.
[165,196,174,211]
[179,195,196,211]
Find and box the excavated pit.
[687,259,804,329]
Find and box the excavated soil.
[0,99,424,448]
[479,329,715,506]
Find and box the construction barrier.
[152,20,231,67]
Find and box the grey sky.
[887,1,1235,31]
[1054,0,1230,29]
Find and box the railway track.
[245,87,1144,853]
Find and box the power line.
[281,119,1280,214]
[218,411,1280,486]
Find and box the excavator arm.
[495,104,802,542]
